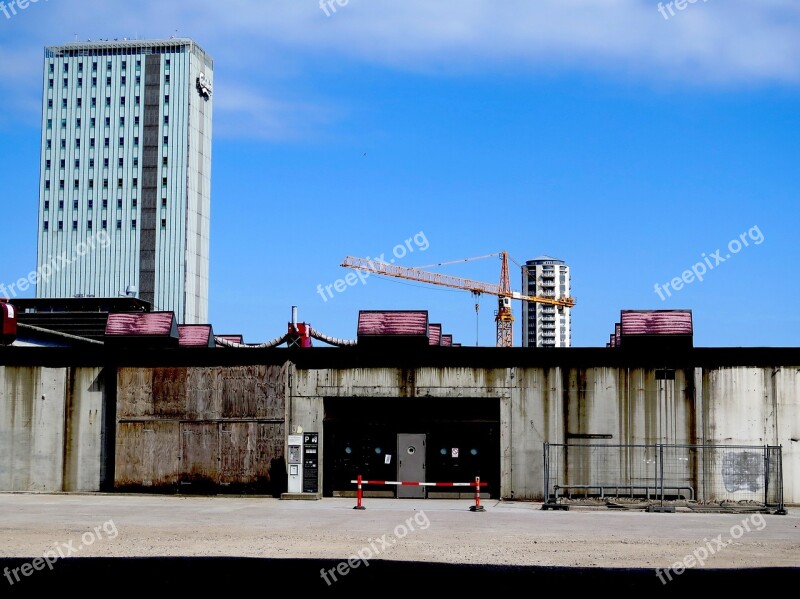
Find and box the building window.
[87,221,93,230]
[119,137,124,146]
[73,179,79,189]
[58,200,64,209]
[102,199,108,209]
[92,77,97,86]
[63,78,68,86]
[73,200,78,209]
[163,136,168,145]
[134,116,139,125]
[47,118,52,129]
[133,157,138,167]
[62,98,67,108]
[134,136,139,146]
[91,98,96,108]
[104,138,109,148]
[105,97,111,107]
[43,221,49,231]
[120,96,126,106]
[116,199,122,209]
[48,79,53,89]
[132,178,138,187]
[135,96,140,106]
[59,179,65,190]
[161,218,167,228]
[92,61,97,71]
[76,117,81,127]
[88,199,93,209]
[132,198,138,208]
[46,140,52,149]
[106,61,111,71]
[165,74,170,83]
[88,180,94,189]
[89,158,95,168]
[58,221,63,230]
[121,76,126,85]
[164,95,169,104]
[75,139,80,148]
[72,220,78,231]
[78,63,83,73]
[60,140,66,148]
[90,138,95,148]
[49,63,54,74]
[117,178,122,187]
[118,158,124,167]
[47,99,53,108]
[102,220,107,230]
[162,157,168,166]
[77,78,82,88]
[135,75,141,84]
[161,198,167,207]
[44,200,50,209]
[74,159,80,168]
[163,115,169,125]
[104,158,110,168]
[121,60,127,70]
[45,180,51,189]
[60,118,66,128]
[131,219,137,229]
[162,177,167,185]
[120,117,125,126]
[116,220,121,230]
[46,159,51,169]
[136,60,141,69]
[105,76,111,86]
[63,63,68,72]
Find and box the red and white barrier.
[351,474,487,511]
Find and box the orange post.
[469,476,486,512]
[353,474,366,510]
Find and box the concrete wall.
[0,366,107,492]
[2,360,797,503]
[291,364,798,503]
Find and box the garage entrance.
[323,398,500,498]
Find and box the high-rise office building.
[521,256,571,347]
[36,39,213,324]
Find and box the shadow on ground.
[1,558,798,593]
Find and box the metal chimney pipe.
[291,306,298,328]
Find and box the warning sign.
[451,448,459,458]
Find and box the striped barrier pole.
[353,474,366,510]
[351,477,488,511]
[469,476,485,512]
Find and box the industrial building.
[522,256,571,347]
[36,39,213,323]
[0,299,796,509]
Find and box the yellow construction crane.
[341,251,576,347]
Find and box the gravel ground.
[0,494,798,569]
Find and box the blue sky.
[1,0,798,347]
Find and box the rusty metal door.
[397,434,426,498]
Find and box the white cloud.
[1,0,799,134]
